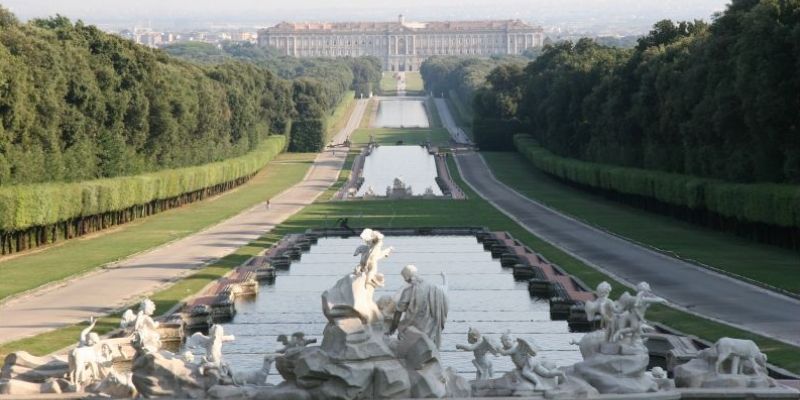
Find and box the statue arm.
[79,316,97,344]
[388,311,402,335]
[456,343,476,351]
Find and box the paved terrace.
[0,99,367,344]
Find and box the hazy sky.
[2,0,730,31]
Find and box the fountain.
[2,229,798,399]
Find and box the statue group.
[1,228,791,399]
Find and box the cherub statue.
[456,327,498,380]
[121,298,161,353]
[612,282,665,343]
[352,228,393,288]
[498,332,566,389]
[584,281,617,342]
[276,332,317,351]
[187,324,235,370]
[263,332,317,377]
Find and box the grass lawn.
[482,152,800,295]
[425,97,442,128]
[3,155,799,374]
[360,98,378,129]
[403,72,424,92]
[351,127,451,146]
[325,91,356,142]
[380,72,399,92]
[0,154,315,301]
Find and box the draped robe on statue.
[396,277,448,347]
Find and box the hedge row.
[514,134,800,229]
[0,135,286,232]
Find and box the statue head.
[650,367,666,379]
[500,331,514,349]
[87,332,101,346]
[359,228,384,245]
[636,281,651,293]
[596,281,611,297]
[467,327,481,344]
[140,298,156,316]
[401,264,418,282]
[291,332,306,345]
[377,295,396,316]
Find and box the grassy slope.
[403,72,424,92]
[2,150,799,373]
[324,91,356,143]
[380,72,399,92]
[351,127,451,146]
[0,154,315,301]
[482,152,800,295]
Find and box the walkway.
[435,99,800,347]
[434,97,472,145]
[0,99,367,344]
[454,152,800,347]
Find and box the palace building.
[258,15,544,72]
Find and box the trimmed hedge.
[0,135,285,253]
[514,134,800,230]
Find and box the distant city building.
[258,15,544,71]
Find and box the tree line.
[419,0,800,248]
[163,41,381,152]
[0,8,381,253]
[0,8,382,186]
[474,0,800,184]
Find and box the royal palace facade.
[258,16,544,71]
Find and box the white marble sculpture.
[121,298,161,353]
[352,228,393,289]
[187,325,235,374]
[388,265,449,348]
[68,317,115,391]
[585,281,616,342]
[386,176,413,198]
[455,327,498,380]
[674,337,776,389]
[472,332,567,397]
[570,281,668,394]
[499,332,566,388]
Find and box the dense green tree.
[472,0,800,184]
[0,10,300,185]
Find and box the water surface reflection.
[221,236,582,381]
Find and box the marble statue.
[584,281,616,341]
[261,332,318,379]
[386,177,413,198]
[187,325,235,373]
[121,298,161,353]
[612,282,665,343]
[352,228,393,289]
[388,265,449,348]
[499,332,566,388]
[68,317,115,391]
[570,281,667,394]
[455,327,498,380]
[674,337,776,389]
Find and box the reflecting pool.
[221,235,583,381]
[374,99,430,128]
[356,145,442,197]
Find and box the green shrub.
[514,134,800,228]
[0,136,285,232]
